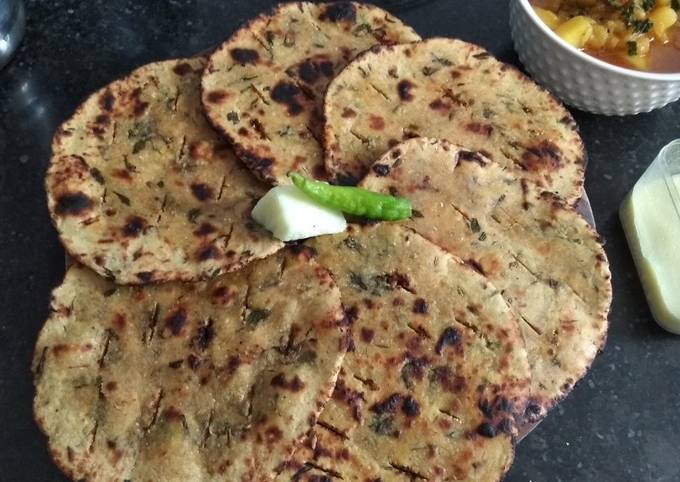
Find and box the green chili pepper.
[290,173,412,221]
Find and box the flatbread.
[201,1,420,185]
[277,224,531,481]
[32,249,347,482]
[324,37,585,203]
[361,138,612,421]
[47,57,283,284]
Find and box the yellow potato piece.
[587,24,609,49]
[534,6,560,30]
[625,52,650,70]
[637,36,651,56]
[650,6,678,42]
[555,16,594,48]
[606,19,627,34]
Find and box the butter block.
[252,185,347,242]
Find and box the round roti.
[360,138,612,422]
[47,57,283,284]
[201,1,420,185]
[324,37,585,203]
[32,249,347,482]
[278,224,531,481]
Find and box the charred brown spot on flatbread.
[397,80,415,101]
[521,141,563,172]
[193,223,216,237]
[458,150,487,166]
[431,365,467,393]
[401,395,420,417]
[412,298,428,314]
[196,245,221,261]
[465,258,486,276]
[342,107,356,118]
[230,48,259,65]
[205,90,230,104]
[465,122,493,137]
[270,81,305,116]
[372,163,390,176]
[190,183,213,202]
[319,2,356,23]
[369,114,385,130]
[193,320,215,351]
[296,56,335,85]
[238,149,275,182]
[172,62,193,76]
[271,373,306,392]
[429,98,452,114]
[94,113,110,127]
[332,378,364,423]
[249,118,268,140]
[359,327,375,343]
[164,308,188,336]
[99,91,115,112]
[55,192,94,216]
[435,327,462,355]
[111,168,133,181]
[128,87,149,117]
[334,173,360,186]
[121,216,146,237]
[370,393,403,414]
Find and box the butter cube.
[252,185,347,242]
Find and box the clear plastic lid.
[621,139,680,335]
[658,140,680,221]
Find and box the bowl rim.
[517,0,680,81]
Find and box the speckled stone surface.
[1,1,679,481]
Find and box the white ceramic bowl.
[509,0,680,115]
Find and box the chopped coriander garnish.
[627,40,638,57]
[672,0,680,10]
[226,111,240,124]
[642,0,655,11]
[631,18,653,33]
[353,23,373,35]
[622,4,636,26]
[246,309,271,326]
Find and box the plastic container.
[620,140,680,334]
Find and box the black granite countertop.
[1,1,679,480]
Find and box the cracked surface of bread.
[360,138,612,422]
[278,224,531,482]
[324,38,585,203]
[32,249,346,482]
[202,2,420,185]
[47,57,283,284]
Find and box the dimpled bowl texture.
[510,0,680,115]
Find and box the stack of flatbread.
[34,3,611,481]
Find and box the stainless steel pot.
[0,0,25,69]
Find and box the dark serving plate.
[1,2,680,482]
